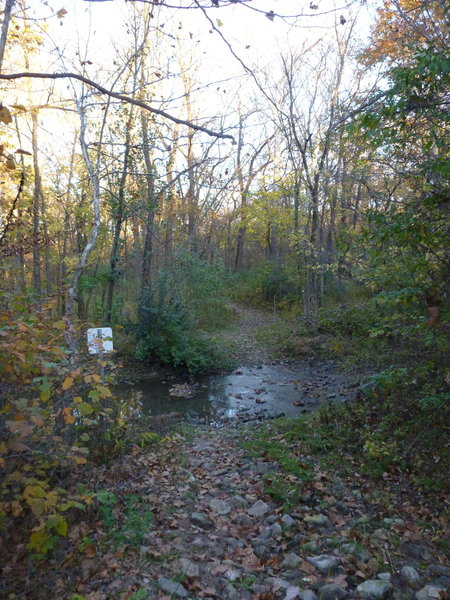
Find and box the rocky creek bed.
[55,423,449,600]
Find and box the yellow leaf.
[0,106,12,124]
[10,104,27,111]
[62,407,76,425]
[75,457,87,465]
[74,396,83,404]
[53,320,66,330]
[62,376,73,391]
[70,368,81,378]
[91,373,101,383]
[6,154,16,169]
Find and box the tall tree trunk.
[104,110,134,324]
[31,112,42,301]
[0,0,14,72]
[139,111,156,326]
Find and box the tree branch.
[0,71,235,141]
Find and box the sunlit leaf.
[0,106,12,124]
[6,154,16,169]
[62,376,74,390]
[15,148,32,156]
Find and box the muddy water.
[115,360,357,424]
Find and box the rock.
[299,591,318,600]
[317,583,349,600]
[271,522,283,538]
[178,558,200,578]
[335,501,351,515]
[221,582,242,600]
[401,566,422,589]
[158,576,189,598]
[191,512,214,529]
[377,573,392,582]
[230,494,246,507]
[282,514,296,528]
[234,512,253,527]
[281,552,302,569]
[383,517,404,527]
[401,542,431,561]
[306,555,339,574]
[342,542,371,562]
[304,514,330,528]
[267,577,291,591]
[248,500,270,517]
[356,579,393,599]
[302,540,321,553]
[209,498,231,515]
[225,568,241,582]
[416,585,448,600]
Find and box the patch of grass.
[100,494,154,547]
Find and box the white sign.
[87,327,114,354]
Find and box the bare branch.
[0,71,235,141]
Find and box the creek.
[115,359,358,425]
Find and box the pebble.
[400,565,422,589]
[342,542,371,562]
[282,514,296,528]
[209,498,231,515]
[298,591,317,600]
[230,494,246,507]
[416,585,448,600]
[306,554,340,574]
[248,500,270,517]
[356,579,393,599]
[190,512,214,529]
[317,583,349,600]
[281,552,302,569]
[376,573,392,582]
[157,576,189,598]
[304,514,330,528]
[234,512,253,527]
[178,558,200,578]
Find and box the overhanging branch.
[0,71,235,141]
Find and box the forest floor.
[4,305,449,600]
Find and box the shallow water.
[115,360,356,424]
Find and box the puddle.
[115,360,358,424]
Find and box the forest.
[0,0,449,598]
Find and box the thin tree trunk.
[31,112,42,301]
[104,110,134,324]
[0,0,14,72]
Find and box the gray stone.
[248,500,270,517]
[178,558,200,578]
[306,555,339,574]
[302,540,321,553]
[281,552,302,569]
[304,514,330,528]
[191,512,214,529]
[271,522,283,537]
[356,579,393,599]
[221,582,242,600]
[234,512,253,527]
[342,542,371,562]
[282,514,296,528]
[230,494,246,507]
[209,498,231,515]
[299,591,317,600]
[259,527,273,541]
[416,585,448,600]
[267,577,290,591]
[317,583,349,600]
[377,573,392,582]
[383,517,404,527]
[401,566,422,589]
[158,576,189,598]
[225,568,241,582]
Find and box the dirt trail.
[63,425,449,600]
[220,304,278,365]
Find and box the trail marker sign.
[87,327,114,355]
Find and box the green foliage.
[99,493,154,547]
[233,262,300,307]
[136,249,233,374]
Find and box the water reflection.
[114,361,354,424]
